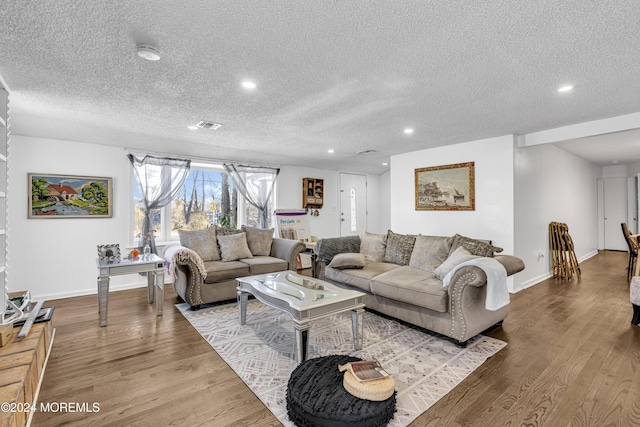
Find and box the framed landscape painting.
[415,162,475,211]
[28,173,113,218]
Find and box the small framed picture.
[97,243,121,262]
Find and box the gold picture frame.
[415,162,475,211]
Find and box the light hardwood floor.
[32,251,639,426]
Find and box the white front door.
[340,173,367,236]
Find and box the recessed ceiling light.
[612,160,619,164]
[328,149,335,154]
[187,125,198,130]
[404,128,414,134]
[558,85,574,93]
[241,81,257,90]
[382,162,388,166]
[136,44,161,61]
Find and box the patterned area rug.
[178,300,506,426]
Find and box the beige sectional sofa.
[164,226,306,309]
[314,231,525,346]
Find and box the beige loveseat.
[314,231,525,346]
[164,226,306,309]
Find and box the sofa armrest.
[163,243,206,308]
[445,264,510,343]
[271,238,306,270]
[494,254,525,276]
[314,236,362,264]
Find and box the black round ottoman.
[286,355,396,427]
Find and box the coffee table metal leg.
[294,323,310,363]
[352,308,364,350]
[238,291,248,325]
[97,276,110,327]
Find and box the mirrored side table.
[96,254,165,326]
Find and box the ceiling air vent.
[356,149,377,155]
[195,120,223,130]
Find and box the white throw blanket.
[163,244,207,279]
[442,257,509,311]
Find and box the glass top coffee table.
[236,270,365,363]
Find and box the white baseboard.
[32,280,169,302]
[512,249,599,293]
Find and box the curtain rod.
[124,147,281,169]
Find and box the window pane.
[132,175,163,240]
[133,204,161,241]
[132,162,280,242]
[171,168,237,237]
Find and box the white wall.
[7,137,386,300]
[276,166,340,239]
[390,135,516,255]
[514,143,600,290]
[276,166,387,237]
[379,171,391,232]
[9,136,137,300]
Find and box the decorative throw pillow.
[215,227,243,237]
[360,231,387,262]
[384,230,416,266]
[328,253,366,270]
[241,225,274,256]
[434,246,480,281]
[217,232,253,262]
[409,235,454,273]
[177,227,220,261]
[448,233,503,258]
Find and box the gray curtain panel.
[223,163,279,228]
[129,154,191,253]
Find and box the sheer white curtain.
[129,154,191,252]
[223,164,279,228]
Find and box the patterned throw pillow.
[448,234,503,257]
[217,232,253,262]
[215,227,243,237]
[177,227,220,261]
[241,226,274,256]
[384,230,416,266]
[360,231,387,262]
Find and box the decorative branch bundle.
[549,222,581,280]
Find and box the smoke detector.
[136,44,161,61]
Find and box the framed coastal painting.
[415,162,475,211]
[28,173,113,218]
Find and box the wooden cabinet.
[0,321,55,427]
[302,178,323,209]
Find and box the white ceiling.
[1,1,640,174]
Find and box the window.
[132,161,276,244]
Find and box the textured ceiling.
[1,0,640,174]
